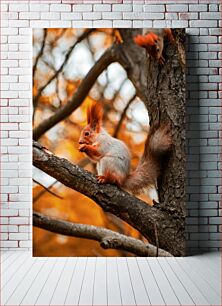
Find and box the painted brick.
[190,20,218,28]
[1,209,18,216]
[41,12,60,20]
[189,4,207,11]
[19,226,30,233]
[102,12,122,19]
[153,20,172,28]
[9,20,29,28]
[61,12,82,20]
[83,12,102,19]
[143,5,165,12]
[93,4,111,11]
[30,20,50,28]
[72,20,93,27]
[73,4,93,12]
[209,4,219,11]
[9,4,29,12]
[50,4,71,12]
[19,241,32,248]
[113,20,132,27]
[142,20,152,27]
[166,5,188,12]
[93,20,113,28]
[123,12,164,19]
[200,12,220,20]
[29,4,49,12]
[9,217,29,225]
[9,233,29,240]
[133,20,143,28]
[112,4,132,11]
[19,12,40,20]
[165,13,178,20]
[50,20,72,28]
[0,241,18,248]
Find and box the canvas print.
[33,28,186,257]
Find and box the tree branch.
[33,141,185,256]
[33,211,173,257]
[33,45,117,140]
[33,29,95,109]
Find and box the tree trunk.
[118,29,186,256]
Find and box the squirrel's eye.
[84,131,90,136]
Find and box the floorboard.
[50,257,77,305]
[127,257,150,305]
[106,257,122,306]
[93,257,107,305]
[78,257,96,306]
[1,251,221,306]
[64,257,87,306]
[147,257,180,305]
[157,258,195,305]
[35,258,67,305]
[117,257,136,305]
[137,257,165,305]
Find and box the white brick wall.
[0,0,221,254]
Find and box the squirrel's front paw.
[79,144,87,152]
[96,175,107,184]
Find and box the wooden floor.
[1,251,221,306]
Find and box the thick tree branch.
[33,29,95,108]
[33,45,117,140]
[33,211,173,257]
[33,141,185,256]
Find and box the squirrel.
[133,28,174,65]
[78,103,172,204]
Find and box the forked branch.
[33,211,173,257]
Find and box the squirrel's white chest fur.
[96,129,131,178]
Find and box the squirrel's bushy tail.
[123,123,172,196]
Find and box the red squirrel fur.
[79,103,172,203]
[134,28,174,65]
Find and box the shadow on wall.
[185,34,201,255]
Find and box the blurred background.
[33,28,151,257]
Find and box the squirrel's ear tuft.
[87,103,103,132]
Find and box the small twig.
[33,29,47,82]
[33,211,173,257]
[154,223,159,257]
[33,179,63,202]
[113,93,137,138]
